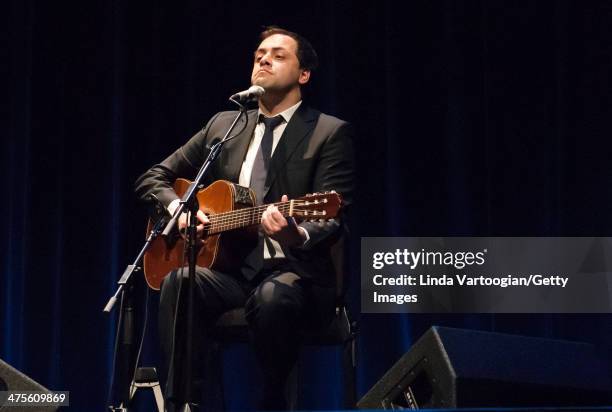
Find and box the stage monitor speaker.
[358,326,612,409]
[0,358,57,411]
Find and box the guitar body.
[143,179,257,290]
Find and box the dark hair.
[258,26,319,71]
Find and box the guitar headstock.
[290,191,343,221]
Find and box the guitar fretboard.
[203,201,305,234]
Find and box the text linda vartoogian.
[369,249,569,304]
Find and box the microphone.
[229,85,265,103]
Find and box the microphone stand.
[102,97,249,412]
[162,99,248,412]
[103,197,168,411]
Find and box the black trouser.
[158,264,335,410]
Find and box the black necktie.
[242,115,284,280]
[250,115,284,204]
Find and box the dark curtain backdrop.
[4,0,612,410]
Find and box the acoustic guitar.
[143,179,343,290]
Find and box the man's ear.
[299,69,311,85]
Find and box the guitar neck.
[205,202,292,235]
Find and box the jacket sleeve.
[297,121,355,249]
[134,112,222,208]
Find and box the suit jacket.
[135,104,355,288]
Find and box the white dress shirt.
[239,100,306,259]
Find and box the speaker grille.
[0,359,57,412]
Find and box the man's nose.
[259,53,272,66]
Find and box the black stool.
[205,304,358,410]
[129,367,164,412]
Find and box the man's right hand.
[168,199,210,240]
[178,209,210,240]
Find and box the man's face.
[251,34,310,94]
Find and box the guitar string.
[205,199,313,220]
[208,201,292,220]
[206,202,293,226]
[205,203,324,233]
[204,192,336,222]
[206,209,320,234]
[200,201,331,234]
[207,204,288,232]
[206,201,327,228]
[208,207,317,230]
[203,200,322,228]
[172,196,334,234]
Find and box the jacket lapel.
[222,109,258,182]
[263,105,318,199]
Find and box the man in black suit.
[135,26,354,410]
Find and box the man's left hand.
[261,194,307,247]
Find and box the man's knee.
[245,272,304,325]
[161,266,216,290]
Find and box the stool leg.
[202,342,225,411]
[152,383,165,412]
[286,362,299,410]
[343,337,357,409]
